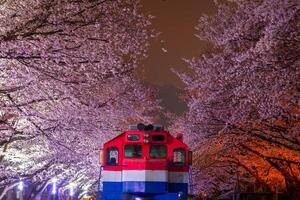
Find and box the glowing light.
[178,191,183,199]
[69,184,75,196]
[143,139,149,143]
[52,178,57,195]
[143,133,149,137]
[18,181,24,191]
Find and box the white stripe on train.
[102,170,188,183]
[122,170,168,182]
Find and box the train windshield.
[150,145,167,158]
[124,144,142,158]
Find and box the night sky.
[139,0,217,124]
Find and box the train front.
[100,124,192,200]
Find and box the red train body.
[100,124,192,200]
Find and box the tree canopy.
[174,0,300,198]
[0,0,159,198]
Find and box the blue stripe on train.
[102,182,188,200]
[102,182,123,200]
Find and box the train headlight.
[144,133,149,137]
[144,139,149,143]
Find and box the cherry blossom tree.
[174,0,300,198]
[0,0,159,198]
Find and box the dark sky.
[139,0,217,125]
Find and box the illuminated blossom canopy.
[174,0,300,198]
[0,0,159,198]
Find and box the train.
[99,123,192,200]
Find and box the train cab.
[100,124,192,200]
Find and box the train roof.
[103,123,187,147]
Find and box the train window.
[173,148,186,166]
[150,145,167,158]
[124,145,142,158]
[152,135,165,141]
[127,134,140,141]
[106,147,118,166]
